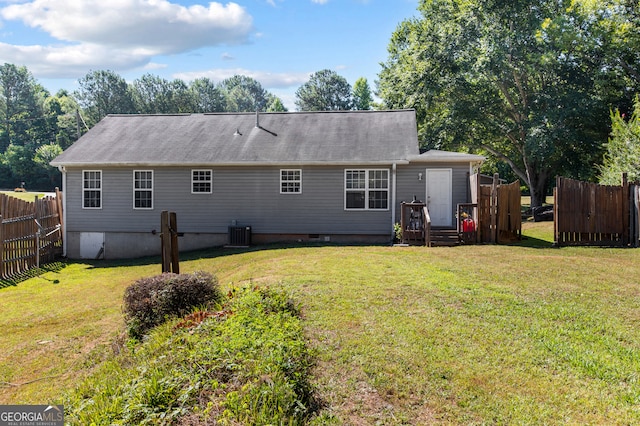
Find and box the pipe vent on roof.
[255,110,259,128]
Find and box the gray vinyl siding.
[65,166,393,236]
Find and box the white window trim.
[280,169,302,194]
[82,169,102,210]
[133,170,154,210]
[191,169,213,194]
[344,168,390,211]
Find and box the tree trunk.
[528,172,549,208]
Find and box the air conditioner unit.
[228,226,251,246]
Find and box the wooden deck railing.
[423,206,431,247]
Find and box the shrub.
[123,271,222,339]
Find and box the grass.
[0,190,48,202]
[2,222,640,424]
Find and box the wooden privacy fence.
[468,173,522,244]
[0,190,63,280]
[554,176,635,247]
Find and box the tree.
[190,78,226,113]
[169,79,197,113]
[0,64,47,152]
[132,74,176,114]
[2,144,36,187]
[75,70,136,126]
[34,143,63,187]
[266,94,288,112]
[378,0,632,207]
[131,75,198,114]
[352,77,373,110]
[44,90,81,149]
[599,97,640,184]
[219,75,269,112]
[295,69,352,111]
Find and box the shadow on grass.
[0,236,562,288]
[0,261,67,289]
[74,241,361,270]
[510,235,555,248]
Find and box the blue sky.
[0,0,419,110]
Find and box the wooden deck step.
[429,229,460,247]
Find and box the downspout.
[391,163,397,240]
[59,166,67,257]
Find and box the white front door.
[425,169,452,227]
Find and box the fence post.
[35,195,40,269]
[170,212,179,274]
[0,214,3,279]
[553,179,558,246]
[161,211,171,273]
[491,173,498,244]
[622,173,630,246]
[631,184,638,248]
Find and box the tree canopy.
[75,70,136,126]
[352,77,373,111]
[378,0,639,207]
[600,96,640,184]
[295,69,353,111]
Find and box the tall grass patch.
[64,286,316,425]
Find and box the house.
[50,110,484,259]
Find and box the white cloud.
[173,68,310,89]
[1,0,253,52]
[0,0,254,76]
[0,42,150,77]
[311,0,329,4]
[143,62,168,71]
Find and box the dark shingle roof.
[51,110,420,167]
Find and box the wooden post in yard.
[169,211,179,274]
[160,210,179,274]
[161,211,171,273]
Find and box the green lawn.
[0,190,48,202]
[2,222,640,424]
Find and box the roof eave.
[51,160,412,168]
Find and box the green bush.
[123,271,222,339]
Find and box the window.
[192,169,212,193]
[83,170,102,209]
[280,169,302,194]
[133,170,153,209]
[345,169,389,210]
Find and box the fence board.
[497,180,522,243]
[555,177,627,247]
[471,174,521,244]
[0,193,62,280]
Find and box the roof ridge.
[104,109,416,118]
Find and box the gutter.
[50,160,412,168]
[391,162,397,240]
[58,166,67,257]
